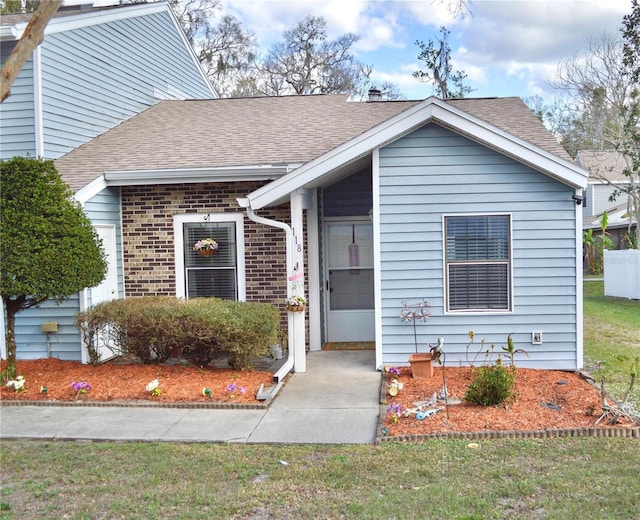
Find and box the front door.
[90,225,118,361]
[325,221,374,342]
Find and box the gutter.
[237,198,295,400]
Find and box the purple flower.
[240,386,246,395]
[388,366,401,376]
[226,383,238,393]
[386,403,403,415]
[71,381,90,392]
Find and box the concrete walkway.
[0,351,382,444]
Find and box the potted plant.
[285,295,306,312]
[193,238,218,257]
[401,299,434,378]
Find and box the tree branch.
[0,0,61,103]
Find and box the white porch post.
[290,189,307,372]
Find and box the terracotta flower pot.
[409,353,434,379]
[198,249,215,257]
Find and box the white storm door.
[90,225,118,361]
[325,221,375,342]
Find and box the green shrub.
[464,360,517,406]
[76,297,280,369]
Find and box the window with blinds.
[445,215,511,312]
[184,222,237,300]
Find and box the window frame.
[173,213,246,301]
[442,213,513,314]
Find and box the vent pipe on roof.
[368,88,382,102]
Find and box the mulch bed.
[0,358,273,407]
[379,366,638,440]
[2,359,638,439]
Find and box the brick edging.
[376,425,640,443]
[376,371,640,444]
[0,399,270,410]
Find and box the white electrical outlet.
[532,332,543,345]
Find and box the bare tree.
[550,26,639,247]
[168,0,257,97]
[413,27,474,99]
[550,33,630,150]
[0,0,61,103]
[258,15,370,97]
[618,0,640,247]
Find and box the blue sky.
[220,0,632,102]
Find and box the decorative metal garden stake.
[400,299,431,353]
[430,338,449,420]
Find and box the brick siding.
[121,182,289,305]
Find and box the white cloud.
[219,0,632,102]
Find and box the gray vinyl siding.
[14,298,81,361]
[39,11,212,159]
[13,188,123,361]
[587,183,629,216]
[378,124,579,370]
[84,186,124,305]
[0,41,37,159]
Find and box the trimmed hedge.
[76,297,280,369]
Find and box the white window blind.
[445,215,511,311]
[184,222,237,300]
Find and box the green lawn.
[583,280,640,416]
[1,439,639,520]
[1,282,639,520]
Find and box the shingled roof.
[576,150,630,182]
[56,94,572,192]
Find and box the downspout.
[237,198,295,398]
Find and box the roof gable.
[242,97,589,210]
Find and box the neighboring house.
[0,2,214,361]
[577,150,637,249]
[45,94,588,372]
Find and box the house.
[577,150,637,249]
[0,2,214,361]
[42,94,588,373]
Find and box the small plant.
[501,334,528,367]
[145,379,161,396]
[465,330,496,367]
[386,403,403,423]
[193,238,218,252]
[71,381,91,398]
[285,295,306,310]
[202,387,213,399]
[464,359,516,407]
[583,212,614,275]
[5,375,26,392]
[226,382,246,399]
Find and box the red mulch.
[0,358,272,405]
[1,360,636,436]
[382,366,636,436]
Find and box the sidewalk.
[0,350,382,444]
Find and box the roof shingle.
[55,95,572,192]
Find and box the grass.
[1,439,639,520]
[583,280,640,416]
[1,282,639,520]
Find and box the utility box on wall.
[41,322,58,333]
[604,249,640,300]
